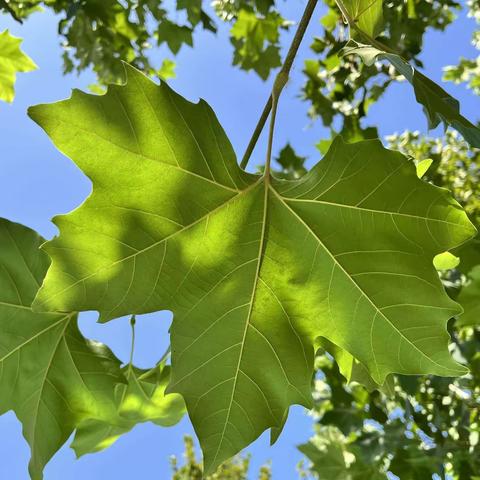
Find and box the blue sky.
[0,1,479,479]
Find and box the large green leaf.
[0,29,37,103]
[71,362,185,457]
[29,65,475,472]
[0,219,124,479]
[343,41,480,149]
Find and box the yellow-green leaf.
[433,251,460,271]
[71,363,185,457]
[0,30,37,103]
[28,65,475,473]
[416,158,433,179]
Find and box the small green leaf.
[158,59,176,81]
[156,20,193,54]
[230,9,284,79]
[274,143,307,179]
[29,65,475,473]
[177,0,216,32]
[0,29,37,103]
[343,41,480,149]
[276,143,306,172]
[416,158,433,179]
[0,219,124,479]
[71,362,185,457]
[433,251,460,271]
[176,0,202,26]
[321,8,341,31]
[343,0,384,38]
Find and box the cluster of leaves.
[302,0,464,146]
[301,331,480,480]
[0,0,290,90]
[226,1,290,80]
[3,0,478,104]
[300,326,480,479]
[1,0,217,85]
[170,435,271,480]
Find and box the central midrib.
[209,178,271,470]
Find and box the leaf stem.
[128,315,136,374]
[264,99,278,179]
[240,0,319,170]
[241,97,273,170]
[265,73,288,178]
[158,344,171,365]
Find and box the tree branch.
[240,0,319,170]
